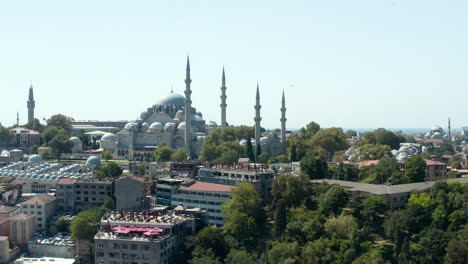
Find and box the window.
[97,252,104,257]
[113,243,120,249]
[142,245,150,250]
[97,242,104,248]
[131,244,137,250]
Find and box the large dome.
[101,133,117,142]
[28,154,43,163]
[156,92,185,106]
[86,156,101,167]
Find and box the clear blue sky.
[0,0,467,130]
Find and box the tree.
[257,152,270,164]
[271,174,312,209]
[318,185,349,215]
[358,144,391,161]
[361,128,403,149]
[404,155,426,183]
[266,241,301,264]
[273,198,287,238]
[0,127,13,148]
[49,132,73,160]
[105,162,123,177]
[345,130,358,138]
[153,144,173,162]
[42,126,65,145]
[232,125,255,139]
[103,197,115,210]
[186,226,228,260]
[324,214,358,239]
[299,121,320,139]
[218,150,239,164]
[300,154,328,179]
[225,249,254,264]
[102,149,113,161]
[54,218,70,233]
[172,148,188,162]
[285,209,325,244]
[309,127,348,156]
[361,196,388,231]
[47,114,72,132]
[70,209,104,242]
[222,183,264,249]
[245,137,255,162]
[256,144,262,159]
[332,163,359,181]
[190,248,222,264]
[444,239,468,264]
[352,247,387,264]
[24,118,45,133]
[408,193,433,208]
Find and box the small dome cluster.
[424,125,446,140]
[392,143,420,162]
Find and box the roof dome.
[239,139,247,145]
[28,154,43,163]
[69,136,82,143]
[164,122,176,132]
[260,137,268,144]
[192,114,204,121]
[1,150,10,157]
[196,136,206,142]
[141,122,150,130]
[101,133,117,142]
[178,122,186,130]
[86,156,101,167]
[149,122,163,130]
[123,122,139,131]
[396,152,409,162]
[431,125,443,132]
[156,92,185,106]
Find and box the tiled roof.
[424,159,446,166]
[21,194,56,205]
[0,206,19,214]
[0,216,9,225]
[179,181,233,193]
[118,176,145,183]
[57,178,77,185]
[10,213,35,221]
[354,160,380,167]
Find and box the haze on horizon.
[0,0,467,130]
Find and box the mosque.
[93,57,287,160]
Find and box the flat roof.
[179,181,233,193]
[311,178,468,196]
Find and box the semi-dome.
[164,122,176,132]
[28,154,43,163]
[149,122,163,130]
[123,122,139,131]
[156,92,185,106]
[141,122,150,130]
[192,114,204,121]
[69,136,82,143]
[101,133,117,142]
[86,156,101,167]
[178,122,186,130]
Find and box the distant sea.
[286,128,458,135]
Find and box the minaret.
[448,117,451,141]
[280,90,287,153]
[184,56,192,155]
[27,84,35,123]
[220,67,227,129]
[254,83,262,154]
[16,112,19,127]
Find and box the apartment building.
[20,194,56,233]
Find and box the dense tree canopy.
[360,128,405,149]
[153,144,173,162]
[47,114,72,132]
[0,126,13,148]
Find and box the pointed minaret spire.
[27,84,35,123]
[254,83,262,156]
[220,67,227,130]
[280,90,287,153]
[184,56,193,155]
[17,112,19,126]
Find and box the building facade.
[9,213,36,247]
[198,166,275,203]
[94,210,196,264]
[56,178,113,213]
[114,176,146,210]
[20,194,56,233]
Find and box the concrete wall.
[28,244,76,258]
